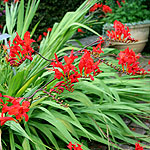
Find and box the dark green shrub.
[0,1,5,34]
[30,0,85,38]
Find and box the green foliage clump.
[0,1,5,33]
[102,0,150,24]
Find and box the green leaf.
[6,122,32,142]
[31,107,75,142]
[7,71,24,96]
[62,91,93,106]
[29,121,60,150]
[15,71,43,97]
[9,130,16,150]
[22,138,31,150]
[17,0,24,36]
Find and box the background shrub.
[29,0,85,38]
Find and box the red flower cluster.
[89,3,112,14]
[79,49,102,80]
[102,5,112,14]
[37,27,52,42]
[135,142,143,150]
[6,31,35,67]
[0,93,30,126]
[50,49,102,93]
[107,20,137,43]
[50,50,80,93]
[92,37,104,54]
[67,142,83,150]
[117,47,147,75]
[89,3,102,12]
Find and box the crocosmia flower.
[50,49,102,94]
[6,31,35,67]
[92,37,104,54]
[0,93,30,126]
[79,49,102,80]
[0,25,3,29]
[77,28,85,33]
[14,0,19,3]
[50,50,80,93]
[102,5,112,13]
[47,28,52,32]
[135,142,143,150]
[3,0,9,3]
[89,3,102,12]
[67,142,83,150]
[107,20,137,43]
[0,117,17,126]
[37,35,42,42]
[43,32,47,36]
[117,47,147,75]
[116,0,121,7]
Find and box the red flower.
[135,142,143,150]
[7,31,35,66]
[47,28,52,32]
[0,25,3,29]
[89,3,102,12]
[116,0,121,8]
[64,49,78,69]
[67,142,75,150]
[102,5,112,13]
[117,47,147,75]
[14,0,19,3]
[92,37,104,54]
[51,49,102,93]
[24,31,35,47]
[51,50,80,92]
[37,35,42,42]
[122,0,125,3]
[0,93,30,125]
[67,142,83,150]
[43,32,47,37]
[107,20,137,43]
[148,60,150,65]
[3,0,8,3]
[0,117,17,126]
[7,101,30,122]
[79,50,102,80]
[77,28,85,33]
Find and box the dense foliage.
[102,0,150,24]
[29,0,85,38]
